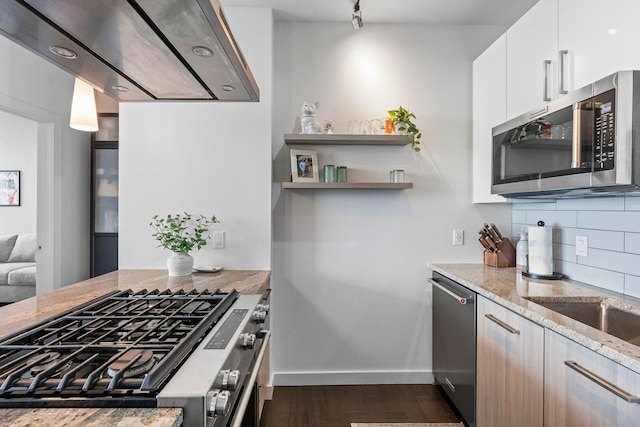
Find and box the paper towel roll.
[528,225,553,276]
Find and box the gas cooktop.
[0,288,238,404]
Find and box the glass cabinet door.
[94,148,118,233]
[91,114,118,277]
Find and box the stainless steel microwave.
[491,70,640,198]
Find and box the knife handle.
[490,223,504,240]
[484,225,502,244]
[484,235,498,252]
[478,236,492,251]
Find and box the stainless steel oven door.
[228,331,270,427]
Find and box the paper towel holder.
[522,229,564,279]
[522,270,563,280]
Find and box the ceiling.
[220,0,540,26]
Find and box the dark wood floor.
[260,384,462,427]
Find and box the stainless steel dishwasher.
[430,271,476,427]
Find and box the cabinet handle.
[565,360,640,404]
[485,314,520,334]
[543,60,552,102]
[559,50,569,95]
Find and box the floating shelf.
[281,182,413,190]
[284,133,412,146]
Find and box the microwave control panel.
[594,89,615,169]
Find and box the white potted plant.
[150,212,219,276]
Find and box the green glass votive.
[336,166,347,182]
[390,169,404,183]
[323,165,336,183]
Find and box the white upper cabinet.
[506,0,558,119]
[472,0,640,203]
[472,34,507,204]
[559,0,640,92]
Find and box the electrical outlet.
[213,231,225,249]
[576,235,588,257]
[453,230,464,246]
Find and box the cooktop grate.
[0,288,238,402]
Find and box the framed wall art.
[290,149,319,183]
[0,170,20,206]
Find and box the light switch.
[576,236,588,257]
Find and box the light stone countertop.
[0,408,182,427]
[0,269,271,426]
[429,263,640,374]
[0,269,271,339]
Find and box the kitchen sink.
[526,298,640,347]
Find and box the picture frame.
[0,170,20,206]
[290,149,319,183]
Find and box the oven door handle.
[229,330,271,427]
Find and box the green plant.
[388,106,422,152]
[150,212,219,253]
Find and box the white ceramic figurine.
[300,101,324,134]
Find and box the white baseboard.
[273,370,434,386]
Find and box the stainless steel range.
[0,287,270,427]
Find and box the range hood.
[0,0,260,102]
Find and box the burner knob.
[239,333,256,349]
[207,389,231,417]
[256,304,270,313]
[252,310,267,323]
[222,369,240,391]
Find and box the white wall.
[271,23,511,385]
[0,35,91,291]
[118,8,273,270]
[0,110,37,234]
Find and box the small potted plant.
[150,212,219,276]
[388,106,422,152]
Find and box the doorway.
[0,94,62,296]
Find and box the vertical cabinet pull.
[485,314,520,334]
[543,59,552,101]
[559,50,569,95]
[565,360,640,404]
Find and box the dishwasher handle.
[429,278,474,305]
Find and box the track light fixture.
[352,0,363,30]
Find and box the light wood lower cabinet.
[476,296,544,427]
[545,329,640,427]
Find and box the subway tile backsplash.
[511,195,640,297]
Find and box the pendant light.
[70,77,98,132]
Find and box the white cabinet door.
[545,329,640,427]
[476,296,544,427]
[472,34,507,204]
[559,0,640,92]
[506,0,558,119]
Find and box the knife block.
[483,238,516,268]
